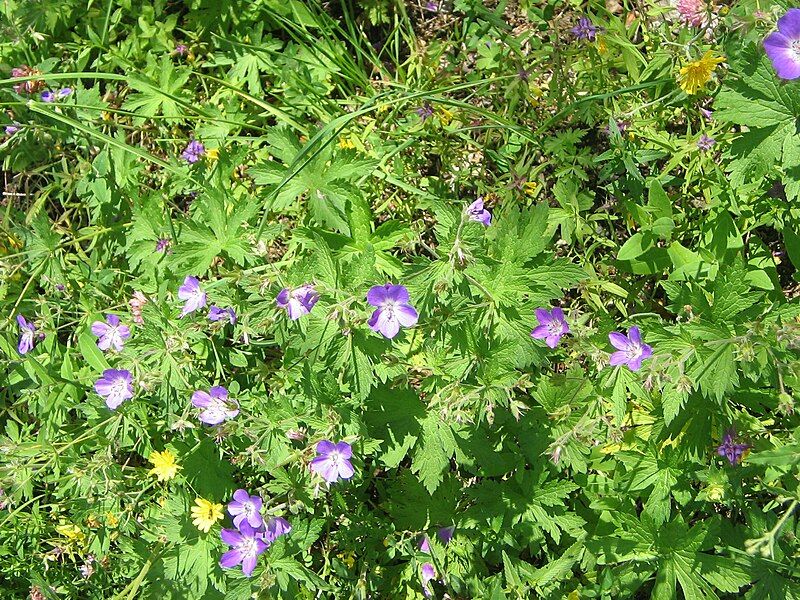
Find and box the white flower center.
[242,501,256,517]
[793,40,800,57]
[625,343,643,361]
[546,320,562,336]
[237,537,259,558]
[328,451,342,466]
[109,378,128,402]
[382,300,398,321]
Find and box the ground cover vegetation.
[1,0,800,598]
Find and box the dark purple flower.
[181,139,205,164]
[609,326,653,371]
[175,44,188,56]
[697,134,716,151]
[57,87,72,98]
[764,9,800,80]
[40,91,55,102]
[416,103,434,121]
[178,276,206,317]
[518,68,531,82]
[90,314,131,352]
[421,563,436,597]
[717,428,749,465]
[94,369,134,410]
[219,522,269,577]
[263,516,292,543]
[155,237,171,253]
[276,285,319,320]
[424,1,439,12]
[419,526,454,553]
[17,315,37,355]
[530,307,570,348]
[465,198,492,226]
[604,119,630,137]
[367,284,418,339]
[572,16,600,41]
[227,489,263,529]
[192,386,239,425]
[5,123,20,135]
[208,305,236,324]
[310,440,354,483]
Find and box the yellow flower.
[438,107,453,125]
[678,51,724,95]
[205,148,219,162]
[523,181,538,196]
[191,497,223,533]
[56,524,85,543]
[105,512,119,528]
[338,136,356,150]
[596,36,608,55]
[148,449,181,482]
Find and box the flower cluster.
[219,489,291,576]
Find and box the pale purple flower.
[310,440,355,483]
[367,284,418,339]
[5,123,19,135]
[208,305,236,324]
[717,428,749,466]
[530,307,570,348]
[421,563,436,597]
[191,386,239,425]
[175,44,188,56]
[263,516,292,543]
[155,237,171,252]
[16,315,37,355]
[572,16,600,41]
[466,198,492,226]
[219,522,269,577]
[276,285,319,320]
[94,369,134,410]
[40,91,55,102]
[700,107,713,120]
[227,489,263,529]
[90,314,131,352]
[764,9,800,80]
[419,526,454,553]
[57,87,72,98]
[416,103,434,121]
[676,0,708,27]
[178,276,206,317]
[609,326,653,371]
[424,1,439,13]
[181,139,205,163]
[697,134,716,151]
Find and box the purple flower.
[178,276,206,317]
[697,134,716,151]
[16,315,37,355]
[90,314,131,352]
[416,102,434,121]
[94,369,134,410]
[181,139,205,164]
[419,526,454,553]
[310,440,355,483]
[421,563,436,597]
[155,237,171,253]
[40,91,55,102]
[424,1,439,13]
[366,284,418,339]
[263,516,292,543]
[57,87,72,98]
[175,44,188,56]
[764,9,800,80]
[571,16,600,41]
[717,428,749,466]
[700,107,713,120]
[191,386,239,425]
[465,198,492,226]
[608,326,653,371]
[208,305,236,324]
[219,522,269,577]
[227,489,263,529]
[276,285,319,320]
[530,307,570,348]
[5,123,20,135]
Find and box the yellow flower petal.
[678,51,725,95]
[191,497,223,533]
[148,449,181,482]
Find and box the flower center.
[111,378,128,398]
[328,451,341,466]
[237,537,259,558]
[382,300,398,320]
[546,320,562,336]
[242,501,255,517]
[793,40,800,57]
[625,343,643,361]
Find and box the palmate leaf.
[716,44,800,200]
[412,412,458,494]
[122,56,192,124]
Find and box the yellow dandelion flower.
[438,107,454,125]
[191,497,223,533]
[338,136,356,150]
[56,523,85,543]
[148,449,181,482]
[205,148,219,162]
[678,51,724,95]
